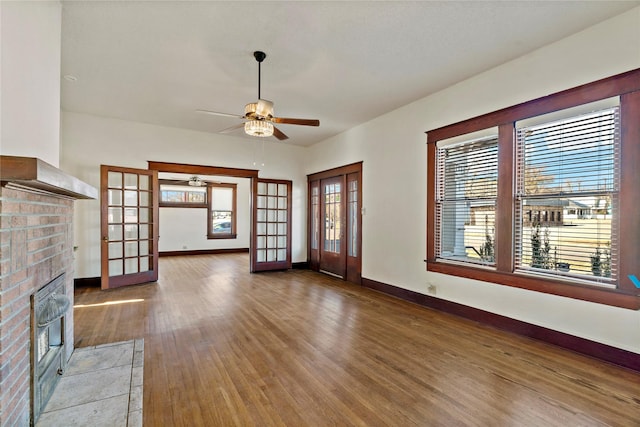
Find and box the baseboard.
[159,248,249,257]
[74,277,101,288]
[361,277,640,373]
[292,261,309,270]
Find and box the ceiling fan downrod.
[254,51,266,100]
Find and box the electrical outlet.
[427,283,437,295]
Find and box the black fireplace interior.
[31,273,70,425]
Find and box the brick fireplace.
[0,156,96,426]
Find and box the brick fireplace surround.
[0,156,96,426]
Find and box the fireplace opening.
[30,273,70,425]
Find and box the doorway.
[308,162,362,284]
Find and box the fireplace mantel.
[0,155,97,200]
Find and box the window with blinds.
[207,183,237,239]
[514,100,620,284]
[436,132,498,266]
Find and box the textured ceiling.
[61,1,638,146]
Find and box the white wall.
[60,112,307,278]
[159,177,251,252]
[305,7,640,353]
[0,1,61,166]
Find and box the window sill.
[426,261,640,310]
[207,234,237,240]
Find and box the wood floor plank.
[73,253,640,426]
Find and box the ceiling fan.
[196,51,319,141]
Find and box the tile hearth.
[36,339,143,427]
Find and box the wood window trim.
[426,68,640,310]
[207,183,237,240]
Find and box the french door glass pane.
[108,225,123,241]
[108,189,122,206]
[108,172,122,188]
[109,242,122,258]
[324,183,341,253]
[109,260,123,276]
[125,258,138,274]
[124,173,138,189]
[124,224,138,240]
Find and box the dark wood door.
[319,175,346,277]
[100,165,159,289]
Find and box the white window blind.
[436,134,498,265]
[515,105,620,284]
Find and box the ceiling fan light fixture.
[188,176,203,186]
[245,120,274,137]
[244,102,257,116]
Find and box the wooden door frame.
[307,162,363,284]
[147,161,261,268]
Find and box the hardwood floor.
[74,254,640,426]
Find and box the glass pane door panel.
[257,196,266,209]
[139,224,149,239]
[278,249,286,261]
[139,191,150,207]
[139,208,149,223]
[109,208,122,223]
[125,242,138,257]
[109,189,122,206]
[140,257,149,272]
[257,223,266,235]
[140,240,149,256]
[109,260,123,276]
[124,173,138,189]
[124,190,138,206]
[278,223,286,235]
[257,250,266,262]
[108,225,123,241]
[139,175,149,190]
[324,182,341,253]
[125,258,138,274]
[108,172,122,188]
[109,242,123,259]
[124,208,137,223]
[124,224,138,240]
[348,178,358,257]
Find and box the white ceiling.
[60,1,638,147]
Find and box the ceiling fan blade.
[219,123,246,134]
[272,117,320,127]
[196,109,245,119]
[272,126,289,141]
